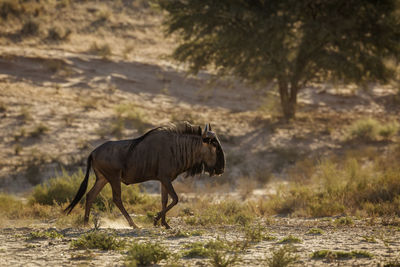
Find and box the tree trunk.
[278,80,298,121]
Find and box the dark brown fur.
[64,122,225,229]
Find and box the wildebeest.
[64,122,225,229]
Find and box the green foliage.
[29,170,151,212]
[334,217,354,226]
[30,169,85,205]
[312,250,373,260]
[47,26,71,41]
[184,199,254,226]
[89,42,112,59]
[243,224,276,243]
[0,193,24,218]
[125,242,169,266]
[169,229,203,238]
[210,250,240,267]
[265,146,400,217]
[306,228,324,235]
[183,239,228,258]
[266,245,299,267]
[26,230,64,240]
[278,235,302,244]
[30,123,49,138]
[20,19,39,36]
[158,0,400,119]
[71,231,125,250]
[347,118,399,142]
[114,103,149,135]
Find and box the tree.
[157,0,400,120]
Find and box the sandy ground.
[1,217,399,266]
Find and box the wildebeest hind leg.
[159,180,178,229]
[84,171,107,224]
[154,184,168,227]
[109,178,138,228]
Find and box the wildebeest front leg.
[109,178,138,228]
[157,180,178,229]
[154,184,168,227]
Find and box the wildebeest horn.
[203,124,208,138]
[208,123,212,131]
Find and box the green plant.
[312,250,373,259]
[125,242,169,266]
[185,199,255,226]
[266,245,299,267]
[278,235,302,244]
[362,235,377,243]
[114,103,149,134]
[334,217,354,226]
[243,224,276,242]
[30,169,151,211]
[0,101,6,112]
[306,228,324,235]
[26,230,64,240]
[47,26,71,41]
[0,1,24,19]
[347,118,399,142]
[379,121,399,140]
[169,229,202,238]
[19,107,32,122]
[30,123,49,138]
[21,19,39,36]
[89,42,112,59]
[210,250,241,267]
[71,231,125,250]
[183,239,228,258]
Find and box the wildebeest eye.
[203,137,211,144]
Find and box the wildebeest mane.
[126,122,201,159]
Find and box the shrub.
[265,146,400,217]
[210,250,241,267]
[0,1,23,19]
[125,242,169,266]
[334,217,354,226]
[306,228,324,235]
[185,199,255,226]
[29,169,150,211]
[114,103,149,134]
[312,250,373,260]
[26,230,64,240]
[266,245,298,267]
[21,19,39,36]
[278,235,302,244]
[347,118,399,142]
[243,224,276,242]
[183,239,227,258]
[47,26,71,41]
[29,123,49,137]
[30,170,85,205]
[89,42,112,59]
[0,193,24,218]
[71,231,125,250]
[379,121,399,140]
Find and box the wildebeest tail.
[64,154,92,215]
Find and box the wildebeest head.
[200,123,225,176]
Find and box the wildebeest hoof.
[162,222,171,229]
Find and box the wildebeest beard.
[185,161,216,177]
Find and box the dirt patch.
[0,217,399,266]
